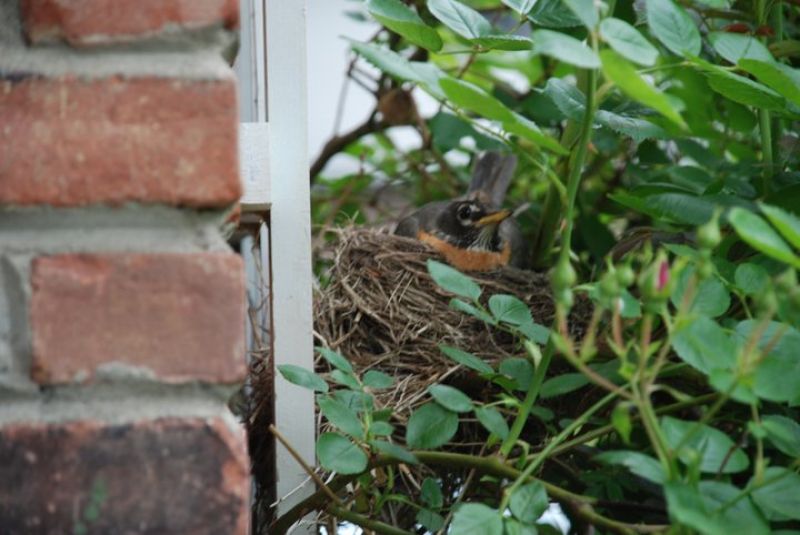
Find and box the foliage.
[292,0,800,532]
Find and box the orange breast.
[418,231,510,272]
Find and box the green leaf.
[699,481,770,535]
[736,320,800,403]
[366,0,443,51]
[528,0,582,27]
[349,41,448,99]
[471,34,533,51]
[739,60,800,107]
[563,0,598,29]
[318,395,364,437]
[595,450,666,483]
[611,403,633,444]
[645,0,701,56]
[474,406,509,439]
[428,384,474,413]
[450,503,504,535]
[751,467,800,520]
[532,29,600,68]
[316,432,368,474]
[316,347,354,373]
[672,316,737,375]
[509,481,549,522]
[406,402,459,449]
[734,263,769,295]
[440,77,515,122]
[330,369,361,390]
[600,49,686,128]
[516,321,551,344]
[761,203,800,250]
[540,373,589,398]
[427,259,483,300]
[450,298,497,324]
[499,358,534,391]
[277,364,329,392]
[370,440,419,464]
[597,110,669,142]
[421,477,444,509]
[728,208,800,268]
[488,294,533,325]
[369,421,395,436]
[439,345,494,374]
[428,0,491,39]
[363,370,394,389]
[417,509,445,532]
[599,18,659,66]
[542,77,586,120]
[504,112,569,155]
[709,32,774,64]
[692,59,786,111]
[502,0,538,15]
[670,267,731,317]
[661,416,750,473]
[762,415,800,457]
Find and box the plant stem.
[500,339,554,457]
[758,109,774,196]
[327,504,414,535]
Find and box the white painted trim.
[240,123,271,211]
[266,0,315,530]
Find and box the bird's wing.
[466,151,518,209]
[500,219,529,269]
[394,202,448,237]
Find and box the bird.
[395,152,528,271]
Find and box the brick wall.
[0,0,250,533]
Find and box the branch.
[310,113,386,182]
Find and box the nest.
[314,227,594,419]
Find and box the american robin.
[395,152,528,271]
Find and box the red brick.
[20,0,239,45]
[0,76,241,208]
[0,417,249,534]
[30,253,247,384]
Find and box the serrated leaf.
[440,78,516,122]
[474,406,509,439]
[528,0,583,27]
[427,259,483,300]
[734,263,769,295]
[595,450,666,483]
[729,208,800,268]
[417,508,445,531]
[516,321,550,344]
[532,29,600,68]
[611,403,633,444]
[762,415,800,457]
[692,59,786,111]
[318,395,364,437]
[277,364,329,392]
[471,34,533,51]
[363,370,394,389]
[317,432,368,474]
[509,481,548,522]
[502,0,538,15]
[406,402,459,449]
[739,60,800,107]
[540,373,589,398]
[751,467,800,520]
[450,298,497,324]
[646,0,701,57]
[595,110,669,141]
[450,503,503,535]
[563,0,598,28]
[672,316,738,375]
[661,416,749,473]
[428,0,491,39]
[599,18,659,67]
[499,358,534,391]
[439,345,494,374]
[670,267,731,317]
[421,477,444,509]
[736,320,800,403]
[369,421,395,436]
[504,112,569,154]
[600,49,686,128]
[709,32,773,64]
[366,0,443,51]
[488,294,533,325]
[428,384,474,412]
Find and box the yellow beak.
[475,209,512,227]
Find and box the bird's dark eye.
[457,204,472,222]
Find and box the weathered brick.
[0,76,241,208]
[30,253,246,384]
[0,418,249,535]
[20,0,239,45]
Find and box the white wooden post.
[265,0,316,529]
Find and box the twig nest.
[314,227,593,416]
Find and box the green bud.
[697,259,714,280]
[552,260,577,291]
[775,268,797,292]
[554,288,574,309]
[599,272,621,301]
[697,210,722,250]
[616,264,635,288]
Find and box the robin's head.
[435,201,512,251]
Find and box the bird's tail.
[466,151,518,209]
